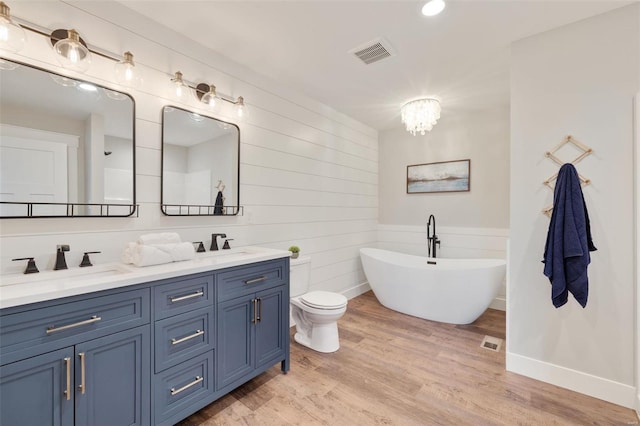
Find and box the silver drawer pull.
[170,290,204,303]
[170,376,203,396]
[63,357,71,401]
[46,315,101,334]
[244,276,266,285]
[171,329,204,345]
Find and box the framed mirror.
[0,58,136,218]
[161,106,240,216]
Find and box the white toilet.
[290,256,348,353]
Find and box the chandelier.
[401,98,441,136]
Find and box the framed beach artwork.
[407,159,470,194]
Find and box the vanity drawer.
[0,288,150,365]
[217,259,287,302]
[154,351,215,426]
[154,307,215,373]
[154,274,214,320]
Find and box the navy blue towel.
[542,164,596,308]
[214,191,224,215]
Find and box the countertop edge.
[0,248,291,310]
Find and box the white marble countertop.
[0,246,291,310]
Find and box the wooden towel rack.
[543,135,593,217]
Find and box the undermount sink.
[193,248,262,264]
[0,264,133,287]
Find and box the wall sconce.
[171,70,190,100]
[114,51,142,88]
[50,28,91,73]
[1,1,247,121]
[0,1,25,53]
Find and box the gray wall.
[378,106,509,228]
[509,4,639,407]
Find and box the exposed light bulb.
[200,84,219,111]
[171,71,190,100]
[235,96,248,121]
[422,0,445,16]
[0,2,25,53]
[53,29,91,73]
[114,51,142,88]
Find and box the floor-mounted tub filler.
[360,248,506,325]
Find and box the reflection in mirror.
[0,58,136,218]
[162,106,240,216]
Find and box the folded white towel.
[121,242,137,264]
[149,242,196,262]
[124,242,195,267]
[137,232,182,246]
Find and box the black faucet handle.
[12,257,39,274]
[80,251,101,267]
[222,239,234,250]
[193,242,206,253]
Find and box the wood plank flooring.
[178,291,638,425]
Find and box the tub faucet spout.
[427,215,440,258]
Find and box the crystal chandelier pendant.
[401,98,441,136]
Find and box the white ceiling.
[115,1,631,130]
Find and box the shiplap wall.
[0,1,377,298]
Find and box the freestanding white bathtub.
[360,248,506,325]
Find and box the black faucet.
[55,245,70,270]
[210,233,227,251]
[80,251,101,267]
[12,257,39,274]
[427,215,440,258]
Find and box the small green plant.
[288,245,300,254]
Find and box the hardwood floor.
[179,291,638,425]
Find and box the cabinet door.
[216,296,253,390]
[74,326,150,426]
[0,347,74,426]
[255,286,286,369]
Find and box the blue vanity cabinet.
[0,256,290,426]
[216,259,290,392]
[0,288,151,426]
[0,347,74,426]
[74,326,150,426]
[151,273,216,426]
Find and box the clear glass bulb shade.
[234,97,248,121]
[171,72,190,100]
[200,85,219,111]
[401,98,441,136]
[114,52,142,88]
[53,31,91,73]
[0,13,25,53]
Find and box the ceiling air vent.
[349,38,395,65]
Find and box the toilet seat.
[300,291,347,310]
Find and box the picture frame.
[407,159,471,194]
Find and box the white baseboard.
[489,297,506,311]
[343,281,371,300]
[506,352,636,409]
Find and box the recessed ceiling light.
[422,0,445,16]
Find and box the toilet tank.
[290,256,311,297]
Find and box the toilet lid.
[300,291,347,309]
